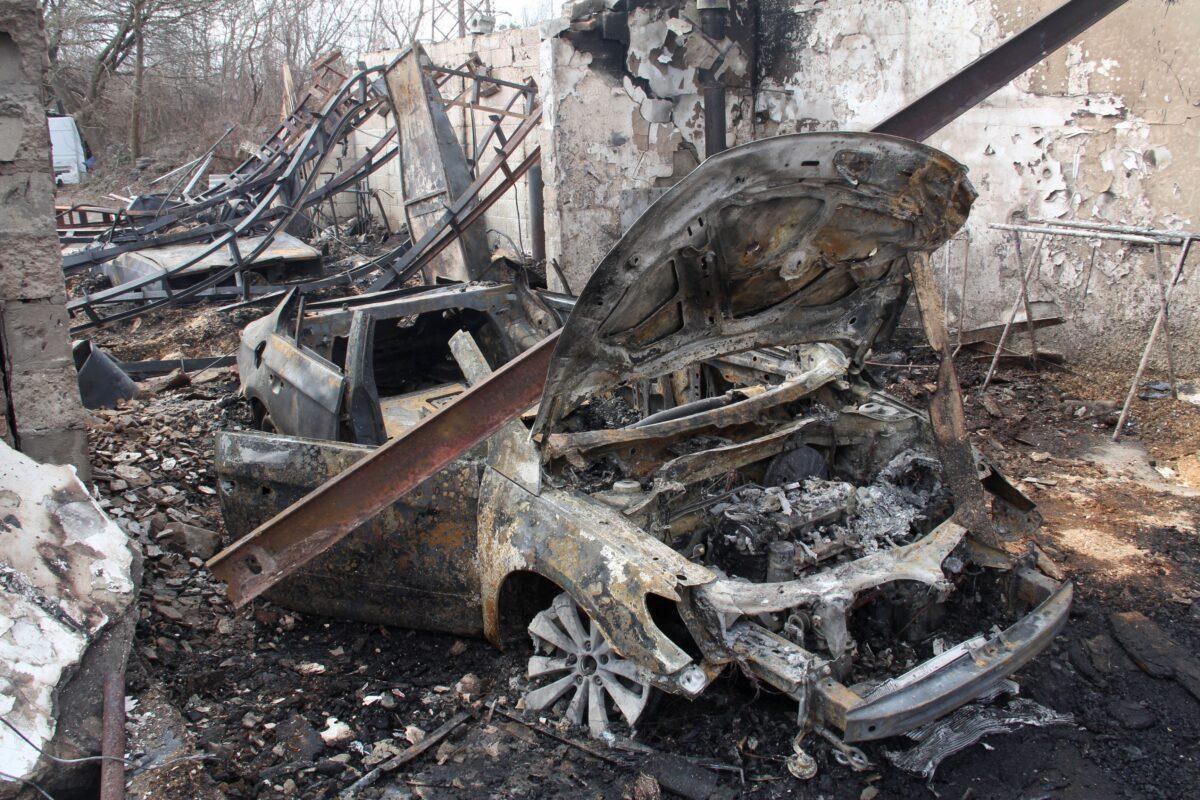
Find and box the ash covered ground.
[84,320,1200,800]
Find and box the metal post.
[1151,244,1179,398]
[954,234,970,355]
[699,0,729,158]
[1080,244,1097,309]
[528,162,546,263]
[982,234,1045,390]
[1010,231,1042,370]
[1114,237,1193,439]
[100,669,125,800]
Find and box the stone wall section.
[0,0,88,474]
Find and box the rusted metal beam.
[871,0,1131,141]
[99,669,126,800]
[208,329,560,607]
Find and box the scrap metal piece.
[544,345,848,466]
[525,593,655,738]
[72,340,138,409]
[388,44,491,283]
[448,330,541,494]
[909,251,1001,547]
[101,232,321,295]
[475,465,713,679]
[214,430,486,633]
[956,300,1064,348]
[207,330,559,607]
[884,697,1073,779]
[697,519,966,616]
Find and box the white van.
[47,115,88,185]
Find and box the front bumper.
[729,569,1072,743]
[841,578,1071,741]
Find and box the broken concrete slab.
[160,521,222,561]
[0,439,137,797]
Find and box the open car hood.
[533,132,974,434]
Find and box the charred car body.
[216,133,1070,753]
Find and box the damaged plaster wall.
[754,0,1200,368]
[0,0,89,472]
[540,0,755,291]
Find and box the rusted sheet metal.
[257,333,346,441]
[871,0,1133,142]
[532,133,975,435]
[475,466,713,688]
[216,430,485,633]
[207,329,560,607]
[388,44,491,283]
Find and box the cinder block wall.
[0,0,89,474]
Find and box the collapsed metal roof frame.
[64,48,543,331]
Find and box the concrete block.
[18,427,89,479]
[0,234,69,299]
[5,359,87,433]
[0,171,56,235]
[1,298,73,364]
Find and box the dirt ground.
[80,321,1200,800]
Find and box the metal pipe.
[989,222,1160,246]
[1114,237,1194,439]
[528,162,546,263]
[100,669,125,800]
[699,0,729,158]
[1027,217,1199,242]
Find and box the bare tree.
[41,0,429,165]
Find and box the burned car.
[215,132,1069,760]
[234,279,563,444]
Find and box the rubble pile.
[83,372,534,799]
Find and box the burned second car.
[212,132,1069,764]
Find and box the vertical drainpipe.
[528,162,546,263]
[698,0,730,158]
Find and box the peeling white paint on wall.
[0,442,135,787]
[754,0,1199,366]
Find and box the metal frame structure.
[64,49,543,332]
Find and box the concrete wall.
[0,0,89,474]
[753,0,1200,368]
[540,0,756,291]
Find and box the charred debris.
[18,0,1200,797]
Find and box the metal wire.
[0,715,215,776]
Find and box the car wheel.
[524,593,655,738]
